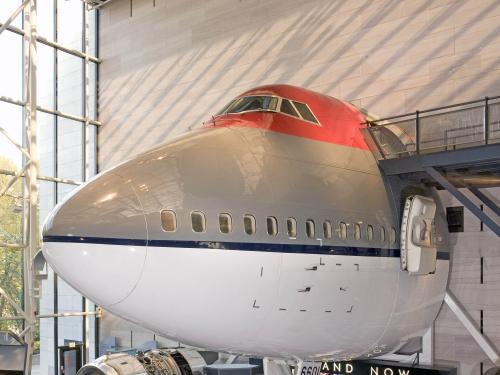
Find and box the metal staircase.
[362,96,500,236]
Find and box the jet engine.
[77,348,207,375]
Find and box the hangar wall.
[97,0,500,372]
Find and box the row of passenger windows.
[216,95,320,125]
[161,210,397,244]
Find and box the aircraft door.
[400,195,437,275]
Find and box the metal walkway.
[362,96,500,236]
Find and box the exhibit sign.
[320,361,457,375]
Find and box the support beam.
[0,168,81,185]
[0,0,30,36]
[445,291,500,365]
[0,162,30,197]
[469,187,500,217]
[424,167,500,236]
[0,22,100,63]
[23,1,38,373]
[0,125,31,160]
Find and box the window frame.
[160,209,177,232]
[323,220,332,239]
[287,217,297,238]
[339,221,347,240]
[218,213,232,234]
[191,211,206,233]
[390,227,397,244]
[266,216,278,236]
[354,223,361,240]
[306,219,316,239]
[367,225,374,241]
[291,100,320,125]
[217,95,281,116]
[380,226,386,243]
[243,214,256,235]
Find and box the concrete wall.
[98,0,500,373]
[98,0,500,169]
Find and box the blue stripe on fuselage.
[42,235,450,260]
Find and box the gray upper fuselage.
[44,125,405,250]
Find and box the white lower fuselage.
[44,240,449,361]
[42,126,450,361]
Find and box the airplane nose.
[42,171,147,307]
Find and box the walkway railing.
[364,96,500,160]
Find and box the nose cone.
[42,172,147,307]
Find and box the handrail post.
[415,110,420,154]
[484,96,489,144]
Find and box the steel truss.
[0,1,100,373]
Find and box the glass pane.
[88,62,97,120]
[0,31,22,100]
[87,124,97,179]
[57,183,78,202]
[280,99,299,117]
[57,51,83,116]
[0,174,23,244]
[38,43,55,109]
[244,215,256,235]
[367,225,374,241]
[89,9,97,57]
[57,0,83,51]
[391,227,397,244]
[226,96,277,114]
[0,102,23,167]
[38,0,55,39]
[0,247,23,333]
[380,226,386,242]
[57,118,83,181]
[354,223,361,240]
[267,216,278,236]
[39,180,55,224]
[340,222,347,240]
[191,211,205,233]
[39,266,55,374]
[306,220,315,238]
[161,210,176,232]
[323,221,332,239]
[287,218,297,238]
[57,278,83,358]
[219,213,231,234]
[293,101,318,124]
[38,112,55,177]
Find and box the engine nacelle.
[77,349,207,375]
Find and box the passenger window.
[292,101,319,124]
[390,227,397,244]
[280,99,299,117]
[367,225,374,241]
[160,210,177,232]
[287,217,297,238]
[323,220,332,239]
[267,216,278,236]
[339,222,347,240]
[191,211,206,233]
[306,219,315,238]
[219,213,232,234]
[244,215,256,235]
[380,226,386,242]
[354,223,361,240]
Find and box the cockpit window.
[292,101,319,124]
[225,96,278,114]
[280,99,300,117]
